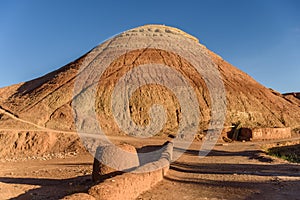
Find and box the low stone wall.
[240,127,291,141]
[63,142,173,200]
[88,168,164,200]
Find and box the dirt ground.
[1,137,300,200]
[0,153,93,200]
[138,139,300,200]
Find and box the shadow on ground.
[172,148,300,177]
[175,147,274,162]
[170,161,300,177]
[0,175,92,200]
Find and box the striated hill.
[0,25,299,138]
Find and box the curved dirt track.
[0,136,300,200]
[138,140,300,200]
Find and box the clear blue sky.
[0,0,299,93]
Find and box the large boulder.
[92,143,139,182]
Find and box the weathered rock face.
[0,24,299,137]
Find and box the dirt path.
[138,141,300,200]
[0,137,300,200]
[0,107,47,131]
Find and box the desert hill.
[0,24,299,139]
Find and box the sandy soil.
[1,137,300,200]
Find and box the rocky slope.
[0,24,299,138]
